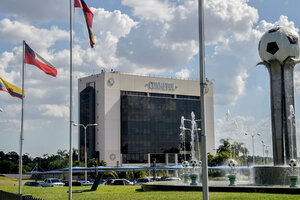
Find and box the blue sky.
[1,0,300,159]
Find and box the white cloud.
[122,0,174,22]
[38,104,69,119]
[175,68,190,79]
[0,19,69,50]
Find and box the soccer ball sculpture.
[289,159,297,168]
[182,161,189,168]
[190,160,197,167]
[198,160,202,167]
[258,26,300,64]
[228,159,237,168]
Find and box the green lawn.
[0,177,299,200]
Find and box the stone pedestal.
[261,60,297,165]
[289,175,298,187]
[183,173,189,184]
[190,174,198,186]
[228,174,236,186]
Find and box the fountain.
[227,159,238,186]
[142,26,300,193]
[288,159,298,187]
[179,112,201,185]
[255,26,300,185]
[142,107,300,193]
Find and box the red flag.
[24,43,57,77]
[75,0,95,48]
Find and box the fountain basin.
[141,181,300,194]
[253,166,300,185]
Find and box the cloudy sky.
[1,0,300,159]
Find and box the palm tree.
[57,149,68,159]
[231,141,245,158]
[217,138,231,154]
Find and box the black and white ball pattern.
[228,159,237,168]
[289,159,297,168]
[190,160,197,167]
[182,161,189,168]
[198,160,202,167]
[258,26,300,64]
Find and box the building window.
[121,91,147,96]
[176,95,200,100]
[121,94,201,163]
[79,86,96,160]
[149,93,174,98]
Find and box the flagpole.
[19,40,25,195]
[198,0,209,200]
[69,0,73,199]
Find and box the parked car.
[62,181,82,186]
[104,179,133,185]
[40,178,64,187]
[79,180,94,186]
[136,178,152,185]
[24,181,41,187]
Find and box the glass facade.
[121,93,201,163]
[79,86,96,161]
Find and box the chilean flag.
[24,43,57,77]
[75,0,95,48]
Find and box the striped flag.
[75,0,95,48]
[24,42,57,77]
[0,77,24,99]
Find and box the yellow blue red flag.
[75,0,95,48]
[0,77,24,99]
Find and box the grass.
[0,175,19,186]
[0,177,300,200]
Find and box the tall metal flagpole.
[69,0,73,199]
[19,40,25,195]
[198,0,209,200]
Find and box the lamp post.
[245,132,261,165]
[73,123,97,182]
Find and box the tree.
[231,141,245,158]
[217,139,231,154]
[72,148,78,161]
[6,151,19,164]
[0,160,15,173]
[57,149,68,159]
[208,138,249,166]
[0,151,5,160]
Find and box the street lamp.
[73,123,97,182]
[244,132,261,165]
[0,108,3,112]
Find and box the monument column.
[283,59,297,161]
[265,60,285,165]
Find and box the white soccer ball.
[289,159,297,168]
[228,159,237,168]
[182,161,189,168]
[190,160,197,167]
[258,26,300,64]
[198,160,202,167]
